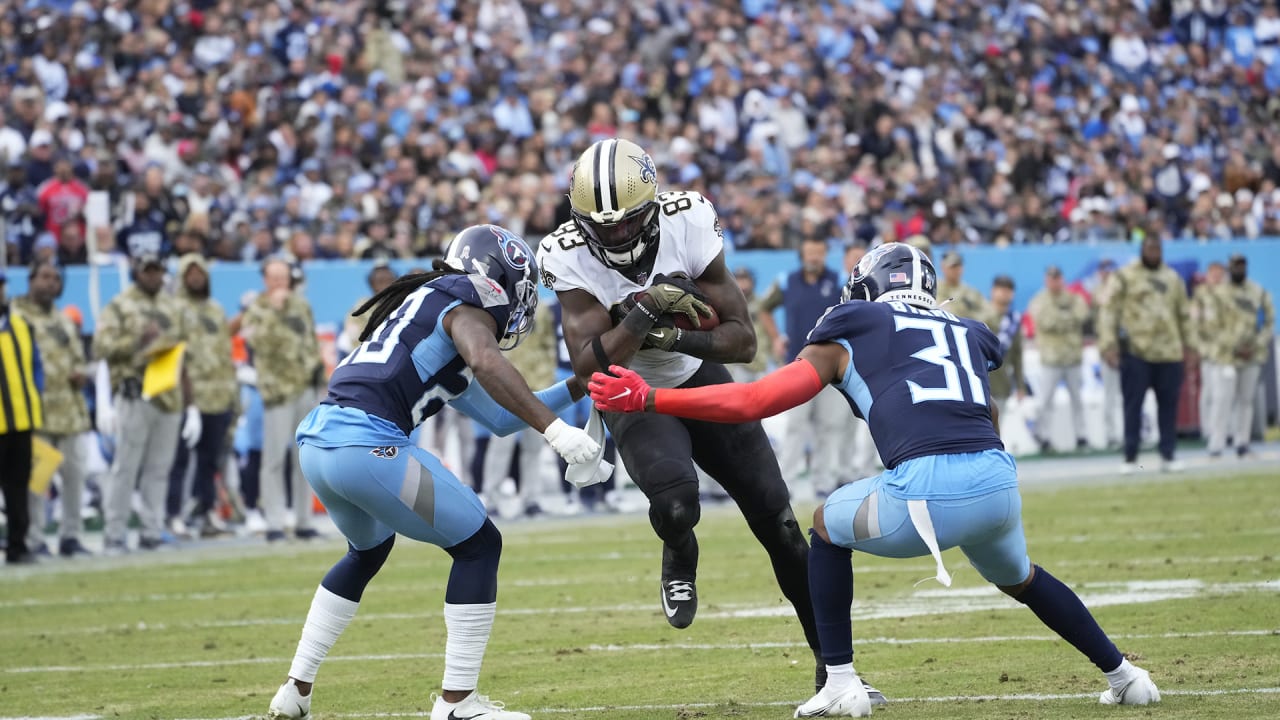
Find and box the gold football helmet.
[568,138,661,278]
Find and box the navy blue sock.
[444,518,503,604]
[1015,565,1123,672]
[808,530,855,666]
[321,535,396,602]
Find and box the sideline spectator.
[759,237,848,496]
[1191,261,1226,437]
[92,253,200,553]
[13,261,93,557]
[1201,255,1274,459]
[937,252,985,319]
[1028,266,1090,453]
[1098,236,1194,474]
[984,275,1026,409]
[240,258,323,542]
[0,271,42,565]
[167,254,238,537]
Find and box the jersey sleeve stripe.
[834,338,874,418]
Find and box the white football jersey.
[537,190,725,388]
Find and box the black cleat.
[660,578,697,629]
[59,538,93,557]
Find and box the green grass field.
[2,468,1277,720]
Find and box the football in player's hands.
[613,278,721,330]
[646,274,720,330]
[667,301,719,331]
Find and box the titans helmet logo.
[630,153,657,184]
[490,225,530,271]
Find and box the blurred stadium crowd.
[6,0,1280,268]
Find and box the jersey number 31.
[894,317,987,406]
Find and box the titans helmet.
[442,224,539,349]
[568,137,661,280]
[842,242,938,309]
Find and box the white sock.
[1104,658,1135,691]
[288,586,359,682]
[442,602,497,692]
[824,663,855,692]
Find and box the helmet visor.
[573,202,658,268]
[499,276,539,351]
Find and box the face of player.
[990,284,1013,307]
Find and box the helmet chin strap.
[603,239,647,267]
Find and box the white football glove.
[181,406,203,448]
[96,403,116,437]
[541,418,600,465]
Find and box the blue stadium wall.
[13,239,1280,334]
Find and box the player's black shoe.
[660,578,697,629]
[815,662,888,706]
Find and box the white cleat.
[244,508,268,533]
[795,681,873,717]
[1160,459,1184,473]
[267,679,311,719]
[1119,462,1137,476]
[1100,666,1161,706]
[430,690,531,720]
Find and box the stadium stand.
[5,0,1280,266]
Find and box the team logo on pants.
[370,446,399,459]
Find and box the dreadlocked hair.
[354,259,465,342]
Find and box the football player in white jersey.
[537,138,884,703]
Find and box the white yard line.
[4,628,1276,675]
[5,578,1276,639]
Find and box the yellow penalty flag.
[30,436,64,494]
[142,342,186,400]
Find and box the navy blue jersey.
[322,274,512,435]
[806,300,1004,470]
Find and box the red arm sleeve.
[652,359,826,423]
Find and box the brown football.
[669,304,720,331]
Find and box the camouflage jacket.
[743,294,769,374]
[1189,284,1220,360]
[12,297,89,434]
[175,294,238,414]
[1202,280,1275,366]
[342,295,372,351]
[938,281,986,319]
[92,285,191,413]
[1098,262,1191,363]
[241,291,322,406]
[983,303,1025,401]
[1028,289,1089,367]
[505,304,557,391]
